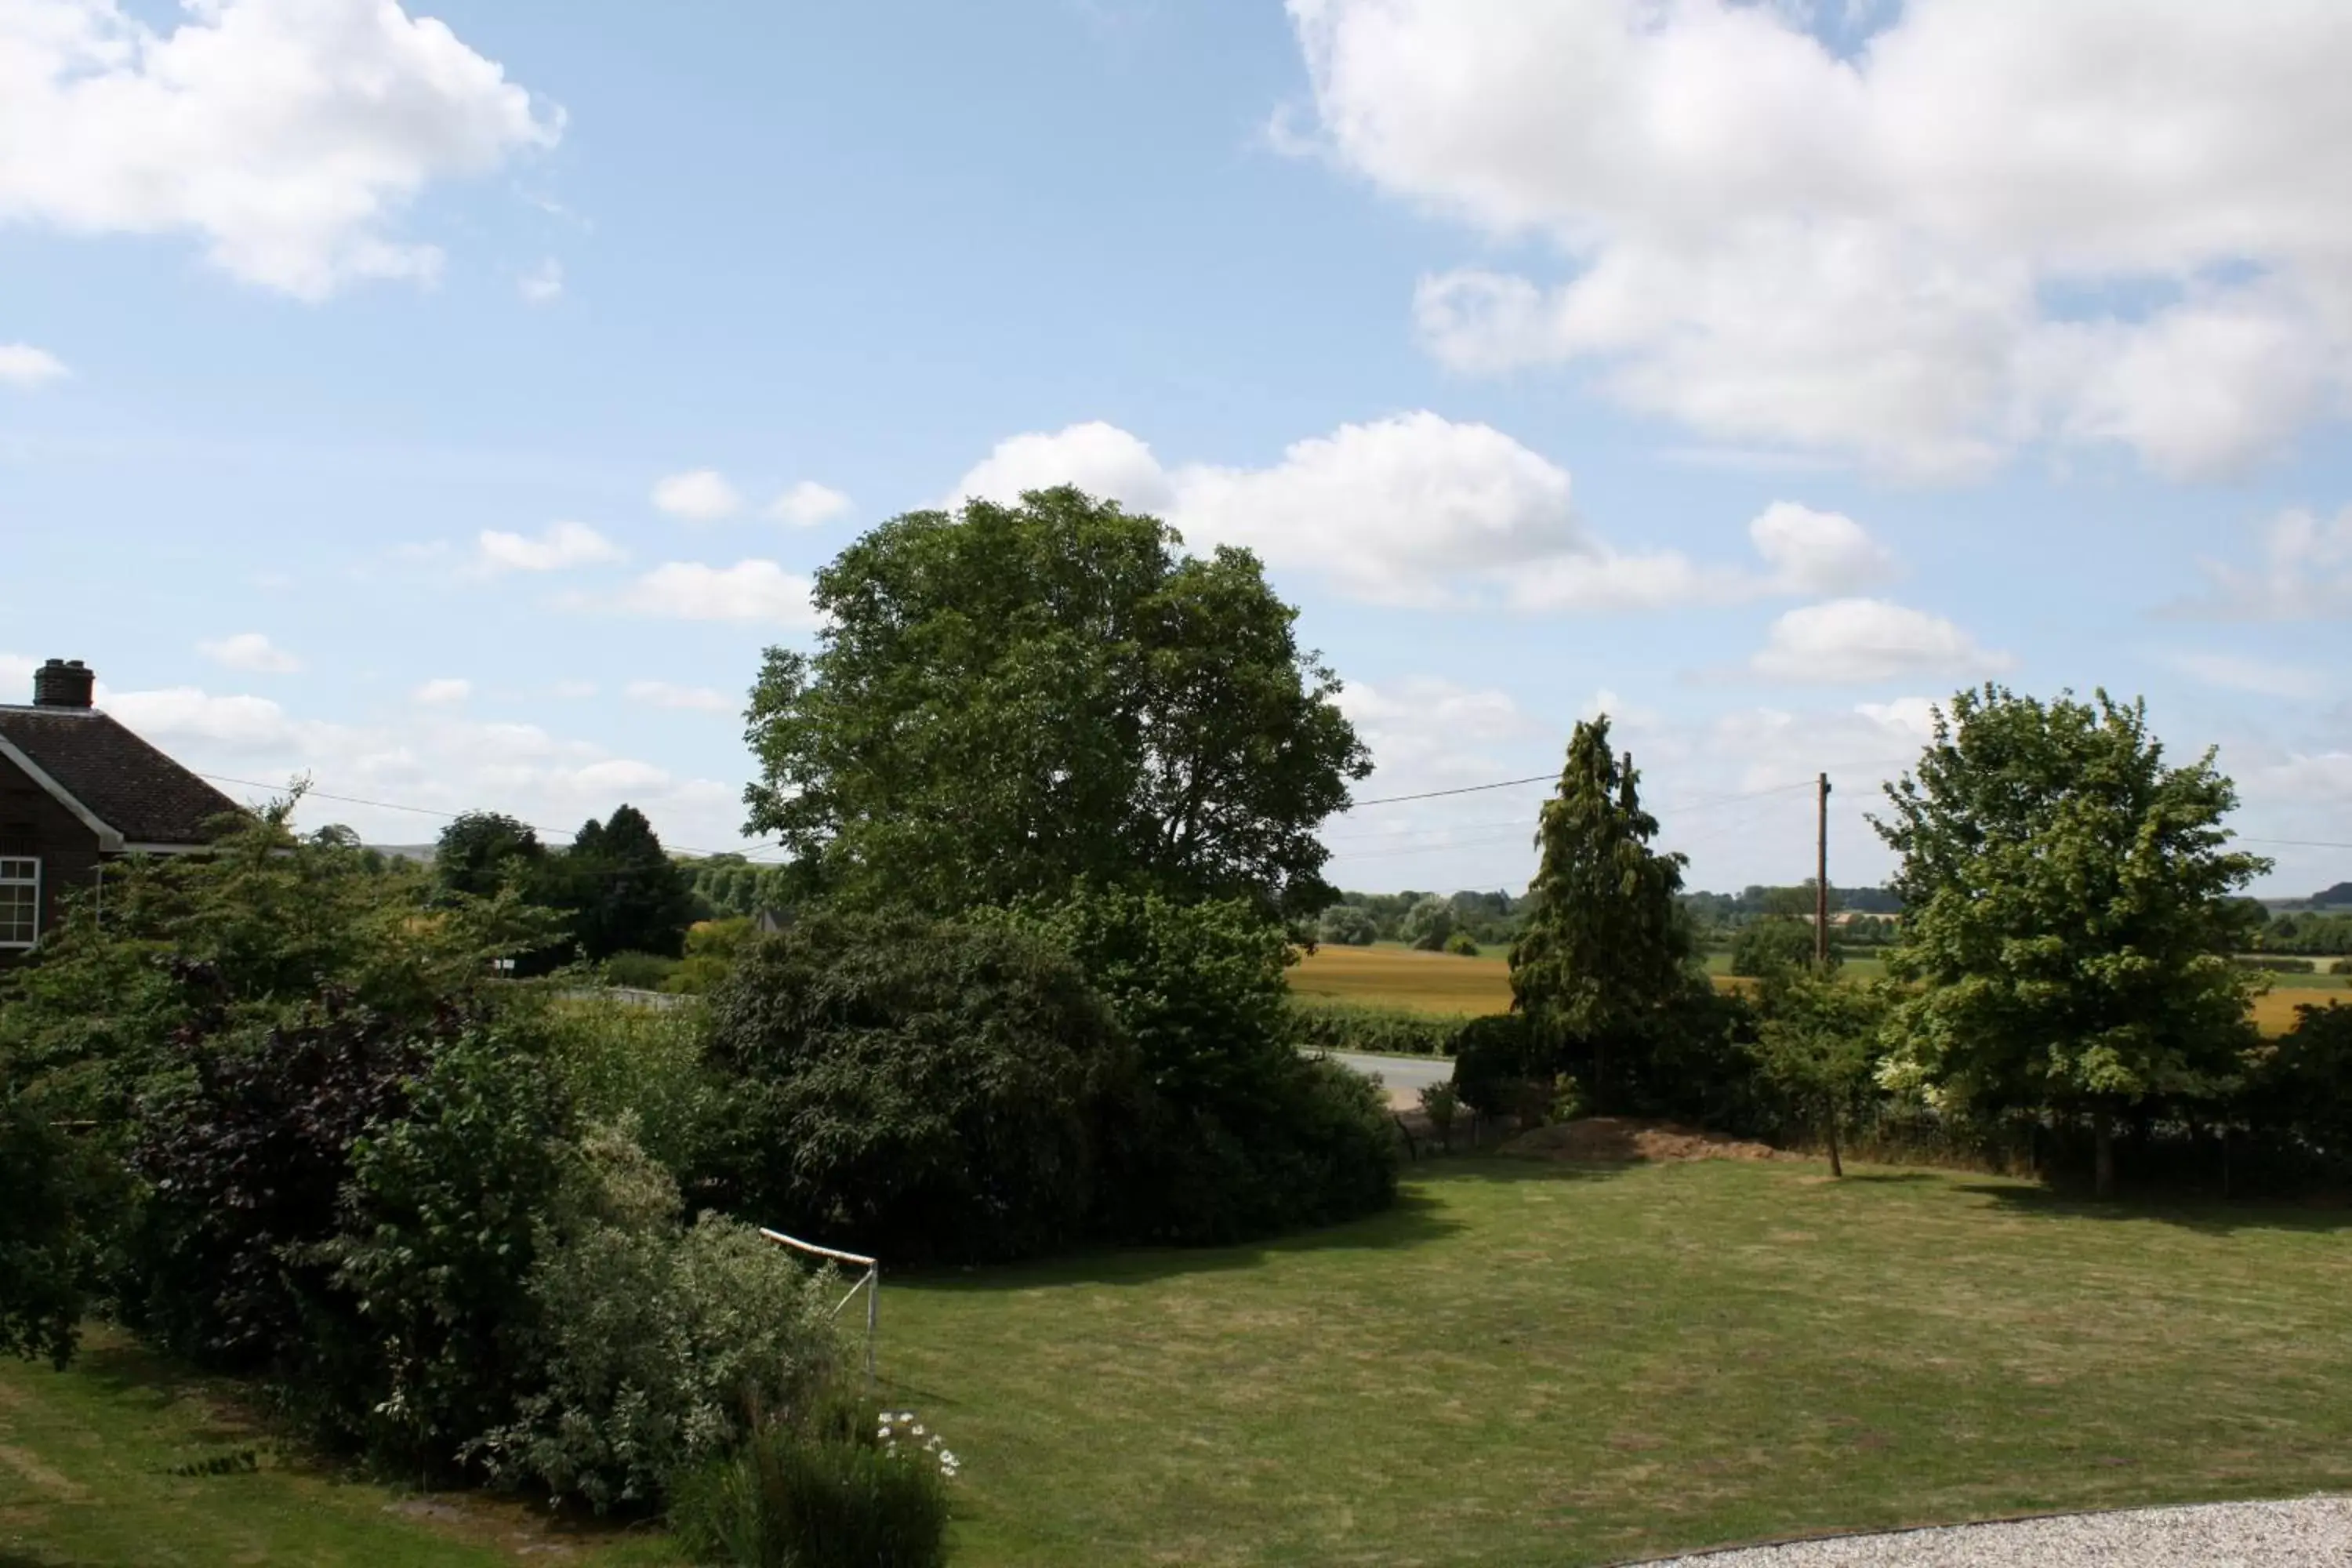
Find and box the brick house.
[0,659,243,960]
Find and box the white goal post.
[759,1228,879,1383]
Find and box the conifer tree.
[1510,716,1694,1112]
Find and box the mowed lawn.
[0,1330,679,1567]
[1290,942,2349,1036]
[887,1158,2352,1567]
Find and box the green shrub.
[664,918,760,995]
[328,1023,577,1470]
[1287,997,1463,1058]
[601,951,682,989]
[1729,920,1832,979]
[1443,930,1483,957]
[2332,958,2352,977]
[702,906,1131,1263]
[545,1001,717,1178]
[470,1126,844,1511]
[1416,1080,1460,1152]
[2241,1002,2352,1167]
[1449,1013,1537,1119]
[669,1419,949,1568]
[996,887,1398,1244]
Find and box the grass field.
[886,1156,2352,1566]
[0,1329,677,1566]
[1291,943,2350,1036]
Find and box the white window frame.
[0,855,40,950]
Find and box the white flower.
[911,1424,926,1438]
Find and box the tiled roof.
[0,706,244,846]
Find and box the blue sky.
[2,0,2348,897]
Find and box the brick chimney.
[32,659,94,710]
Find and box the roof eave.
[0,735,127,852]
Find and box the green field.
[10,1163,2352,1566]
[883,1156,2352,1566]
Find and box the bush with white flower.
[877,1410,960,1480]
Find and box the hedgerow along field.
[884,1155,2352,1566]
[1288,942,2347,1036]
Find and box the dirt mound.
[1501,1116,1788,1164]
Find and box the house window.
[0,857,39,949]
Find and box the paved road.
[1324,1050,1453,1095]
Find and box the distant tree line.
[434,804,699,968]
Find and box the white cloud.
[103,686,303,753]
[412,677,470,706]
[474,521,622,575]
[624,680,733,713]
[2164,651,2326,702]
[766,481,852,528]
[197,632,301,674]
[2178,506,2352,620]
[518,256,563,305]
[92,679,750,853]
[0,0,560,299]
[1750,598,2013,684]
[652,469,743,522]
[0,343,67,387]
[619,561,817,626]
[948,422,1175,515]
[1289,0,2352,477]
[1748,503,1896,596]
[953,416,1900,614]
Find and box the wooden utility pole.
[1815,772,1831,969]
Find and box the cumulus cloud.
[767,481,853,528]
[1749,599,2013,684]
[624,680,733,713]
[412,677,470,706]
[0,343,67,387]
[652,469,743,522]
[950,413,1897,612]
[1287,0,2352,477]
[619,561,817,625]
[2176,506,2352,620]
[103,686,304,753]
[0,0,560,298]
[92,678,747,851]
[196,632,301,674]
[518,257,563,305]
[474,521,622,575]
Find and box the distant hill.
[368,844,437,864]
[2312,882,2352,909]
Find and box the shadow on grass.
[1956,1181,2352,1236]
[895,1157,1624,1294]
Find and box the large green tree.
[742,487,1369,917]
[434,811,546,901]
[1509,716,1695,1112]
[551,805,699,961]
[1872,686,2269,1198]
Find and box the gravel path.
[1633,1496,2352,1566]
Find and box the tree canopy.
[1871,685,2270,1196]
[742,487,1369,918]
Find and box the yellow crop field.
[1288,944,1511,1014]
[1291,943,2347,1039]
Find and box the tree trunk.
[1824,1109,1844,1178]
[2092,1108,2116,1200]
